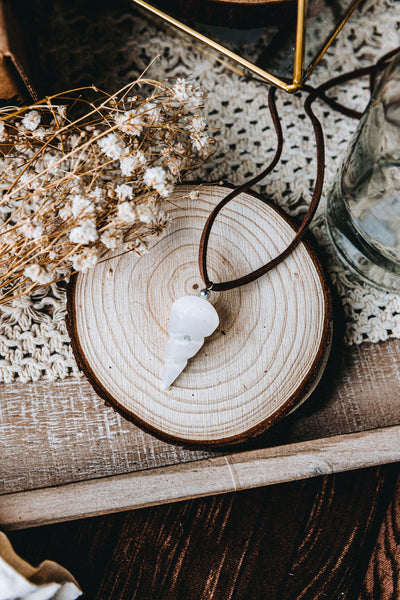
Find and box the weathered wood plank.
[1,426,400,530]
[2,338,400,498]
[288,338,400,442]
[0,377,215,496]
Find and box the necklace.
[160,50,397,391]
[68,49,397,446]
[161,85,324,390]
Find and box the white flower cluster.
[172,79,205,107]
[0,78,214,302]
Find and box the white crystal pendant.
[161,295,219,390]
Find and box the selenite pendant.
[161,293,219,390]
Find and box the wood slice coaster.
[67,184,332,448]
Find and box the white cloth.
[0,533,81,600]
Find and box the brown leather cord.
[199,86,283,291]
[302,47,399,121]
[199,48,399,293]
[199,85,323,292]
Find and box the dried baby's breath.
[0,76,214,303]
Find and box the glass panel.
[134,0,362,85]
[140,0,298,83]
[12,0,361,93]
[304,0,363,75]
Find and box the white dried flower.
[129,239,148,255]
[167,154,184,176]
[24,263,52,284]
[0,121,7,141]
[135,150,147,165]
[22,110,41,131]
[172,79,191,103]
[88,187,106,203]
[20,220,35,239]
[0,78,214,302]
[119,153,146,176]
[100,229,123,250]
[140,102,161,125]
[2,227,18,246]
[190,116,206,133]
[136,203,164,225]
[175,142,186,155]
[172,79,205,107]
[116,184,133,201]
[97,132,126,160]
[57,105,68,120]
[59,204,72,221]
[189,190,199,200]
[191,133,211,155]
[117,202,137,223]
[19,171,40,189]
[42,154,62,176]
[72,247,99,272]
[71,194,95,218]
[143,167,173,198]
[69,220,98,244]
[114,110,143,137]
[32,127,48,140]
[21,220,44,241]
[69,134,81,148]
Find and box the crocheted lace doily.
[1,0,399,383]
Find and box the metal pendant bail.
[200,282,214,298]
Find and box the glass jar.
[326,50,400,292]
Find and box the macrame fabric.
[1,0,399,383]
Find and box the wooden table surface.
[2,3,400,597]
[7,463,400,599]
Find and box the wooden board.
[2,427,400,530]
[0,0,21,101]
[68,185,332,447]
[7,465,400,600]
[1,334,400,529]
[0,0,37,104]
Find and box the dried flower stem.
[0,75,214,303]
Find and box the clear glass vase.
[326,50,400,293]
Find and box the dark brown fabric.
[8,465,400,600]
[359,474,400,600]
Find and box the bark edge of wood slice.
[67,184,333,448]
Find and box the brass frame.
[131,0,363,92]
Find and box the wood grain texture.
[0,377,214,497]
[2,426,400,530]
[7,465,400,600]
[69,185,332,447]
[2,336,400,508]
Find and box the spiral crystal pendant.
[161,292,219,390]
